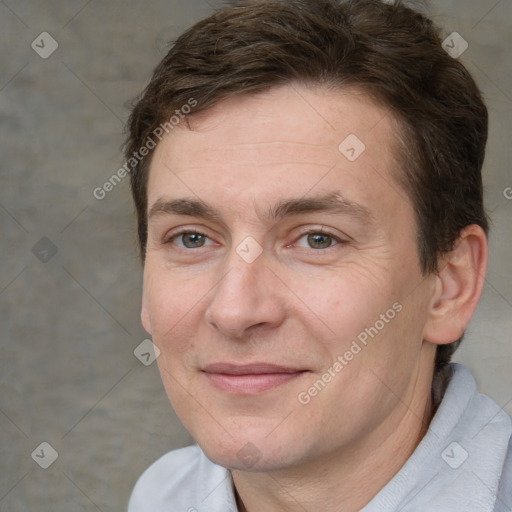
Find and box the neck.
[233,361,435,512]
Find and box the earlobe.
[424,225,488,346]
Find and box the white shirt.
[128,364,512,511]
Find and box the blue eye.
[172,232,213,249]
[296,232,338,249]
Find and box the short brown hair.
[125,0,489,367]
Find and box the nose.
[204,251,286,339]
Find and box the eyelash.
[163,228,346,250]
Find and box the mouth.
[201,363,308,394]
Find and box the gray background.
[0,0,510,510]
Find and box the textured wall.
[0,1,511,510]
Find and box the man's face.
[142,85,437,471]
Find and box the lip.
[202,363,308,394]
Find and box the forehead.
[147,84,408,223]
[166,86,395,158]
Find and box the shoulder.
[496,435,512,511]
[128,445,232,512]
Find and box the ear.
[423,224,488,345]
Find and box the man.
[125,0,512,510]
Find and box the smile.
[202,363,308,394]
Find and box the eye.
[295,232,340,249]
[169,231,215,249]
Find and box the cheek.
[143,269,207,356]
[290,268,396,342]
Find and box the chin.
[193,425,305,472]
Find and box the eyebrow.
[148,193,373,224]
